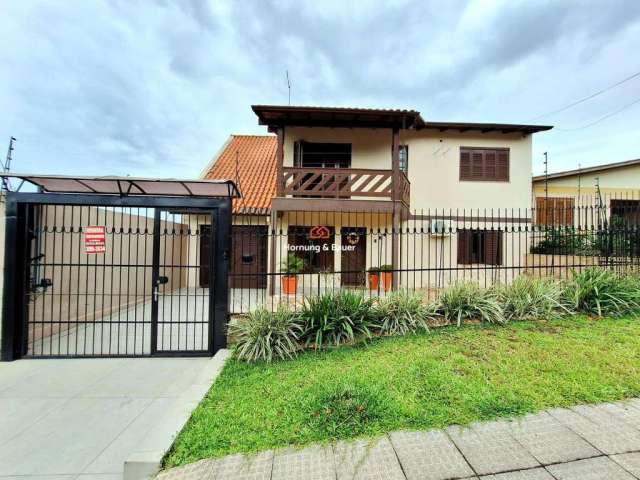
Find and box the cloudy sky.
[1,0,639,180]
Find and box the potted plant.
[379,264,394,292]
[368,266,381,290]
[368,265,393,291]
[281,253,305,295]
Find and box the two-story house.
[202,105,552,302]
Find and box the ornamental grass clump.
[496,276,569,322]
[229,307,301,363]
[372,291,434,335]
[563,267,640,317]
[435,281,504,326]
[299,291,375,348]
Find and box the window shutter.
[536,197,574,226]
[536,197,546,225]
[496,150,509,181]
[471,152,484,180]
[460,150,471,180]
[484,231,502,265]
[562,198,575,225]
[457,230,471,264]
[460,148,509,182]
[485,151,497,179]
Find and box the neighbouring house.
[532,158,640,227]
[203,105,552,304]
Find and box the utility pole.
[2,136,16,192]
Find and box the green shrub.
[496,276,569,322]
[563,267,640,317]
[229,307,301,362]
[435,282,504,326]
[372,291,433,335]
[530,227,596,256]
[305,383,389,438]
[299,291,375,348]
[281,253,305,275]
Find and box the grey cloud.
[0,0,639,179]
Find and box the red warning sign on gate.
[84,226,106,254]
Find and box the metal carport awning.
[4,174,241,198]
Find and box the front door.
[229,225,268,289]
[341,227,367,286]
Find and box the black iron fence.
[228,195,640,314]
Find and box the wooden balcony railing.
[281,167,410,203]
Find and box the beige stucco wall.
[404,130,532,211]
[282,127,533,211]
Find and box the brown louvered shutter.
[562,198,575,226]
[461,148,509,181]
[457,230,471,264]
[536,197,547,225]
[460,150,471,180]
[471,151,484,180]
[496,150,509,181]
[536,197,574,226]
[485,150,497,179]
[484,231,502,265]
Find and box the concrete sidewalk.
[0,355,227,480]
[157,398,640,480]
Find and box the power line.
[528,69,640,121]
[555,95,640,131]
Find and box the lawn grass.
[165,315,640,467]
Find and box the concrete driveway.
[0,357,213,480]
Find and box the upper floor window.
[460,147,509,182]
[399,145,408,175]
[293,141,351,169]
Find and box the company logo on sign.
[84,226,106,254]
[309,225,331,240]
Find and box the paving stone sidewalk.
[157,398,640,480]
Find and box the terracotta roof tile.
[203,135,276,214]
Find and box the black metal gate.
[2,193,231,360]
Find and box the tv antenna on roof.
[2,136,16,192]
[286,70,291,105]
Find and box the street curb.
[123,349,231,480]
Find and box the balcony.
[280,167,410,204]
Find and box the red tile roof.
[203,135,276,214]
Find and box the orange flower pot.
[368,272,380,290]
[381,271,393,292]
[281,275,298,295]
